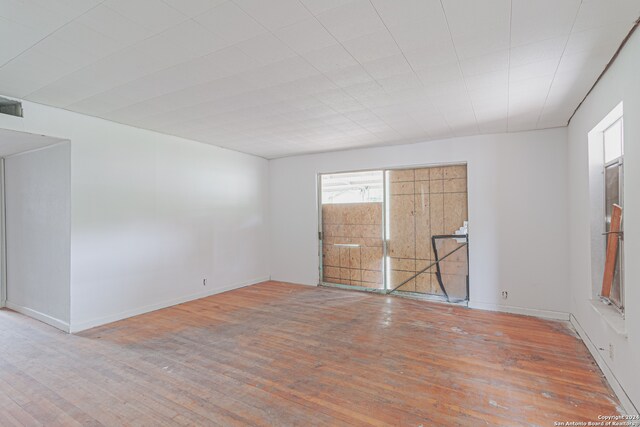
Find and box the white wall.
[567,28,640,412]
[0,128,65,157]
[4,143,71,330]
[0,100,270,332]
[269,128,570,318]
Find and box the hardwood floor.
[0,281,620,426]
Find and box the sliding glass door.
[319,171,385,290]
[386,166,469,301]
[319,165,469,302]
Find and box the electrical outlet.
[609,343,614,360]
[203,278,207,286]
[501,291,508,299]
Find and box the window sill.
[590,299,627,337]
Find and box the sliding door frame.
[317,168,387,292]
[317,161,468,295]
[0,158,6,307]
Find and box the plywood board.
[601,204,622,298]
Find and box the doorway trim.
[0,158,6,308]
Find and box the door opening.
[318,164,469,304]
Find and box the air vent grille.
[0,96,23,118]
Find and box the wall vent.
[0,96,23,118]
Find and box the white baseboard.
[570,314,639,416]
[468,300,570,321]
[5,301,70,332]
[69,276,269,333]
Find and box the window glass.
[321,171,383,204]
[602,116,624,311]
[604,118,623,163]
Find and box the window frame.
[601,117,625,313]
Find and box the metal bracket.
[602,230,623,240]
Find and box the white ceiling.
[0,0,638,159]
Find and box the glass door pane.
[320,171,384,289]
[386,165,469,299]
[605,162,622,307]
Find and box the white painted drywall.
[0,128,65,157]
[269,128,570,317]
[4,142,71,330]
[567,28,640,411]
[0,100,270,332]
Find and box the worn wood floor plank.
[0,281,621,426]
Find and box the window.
[604,118,623,163]
[588,102,625,317]
[603,117,624,311]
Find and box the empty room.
[0,0,639,425]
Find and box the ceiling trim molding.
[568,17,640,124]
